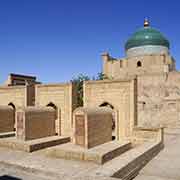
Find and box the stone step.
[46,140,132,164]
[91,141,163,180]
[0,136,70,152]
[0,131,15,138]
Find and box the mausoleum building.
[102,19,180,127]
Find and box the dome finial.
[144,18,150,27]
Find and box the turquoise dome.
[125,26,170,51]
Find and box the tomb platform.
[46,140,131,164]
[0,135,70,152]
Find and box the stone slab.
[91,141,163,179]
[0,131,15,138]
[0,136,70,152]
[46,140,131,164]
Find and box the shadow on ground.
[0,175,21,180]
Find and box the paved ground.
[134,127,180,180]
[0,146,117,180]
[0,163,117,180]
[0,163,52,180]
[0,146,99,179]
[0,128,179,180]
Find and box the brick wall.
[35,83,77,136]
[103,52,180,128]
[0,86,26,108]
[0,85,35,108]
[137,72,180,127]
[103,54,174,79]
[84,79,137,140]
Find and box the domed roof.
[125,20,170,51]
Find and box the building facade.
[0,19,178,140]
[102,19,180,127]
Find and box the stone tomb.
[16,106,56,141]
[46,107,131,164]
[0,106,70,152]
[73,107,113,148]
[0,105,15,133]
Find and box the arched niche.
[46,102,59,135]
[99,102,116,140]
[137,61,142,67]
[8,102,16,131]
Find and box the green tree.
[71,72,109,107]
[96,72,109,80]
[71,74,90,107]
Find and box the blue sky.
[0,0,179,83]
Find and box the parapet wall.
[103,54,175,79]
[0,85,35,108]
[16,106,56,141]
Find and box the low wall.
[16,107,56,141]
[131,127,164,143]
[0,106,15,133]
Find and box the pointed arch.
[8,102,16,131]
[46,102,59,135]
[8,102,16,110]
[46,102,57,110]
[99,102,114,109]
[99,102,116,140]
[137,61,142,67]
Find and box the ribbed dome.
[125,26,170,51]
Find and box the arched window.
[137,61,142,67]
